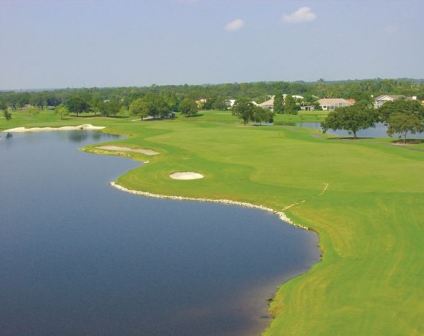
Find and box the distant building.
[195,98,207,108]
[226,99,236,108]
[319,98,355,111]
[373,95,404,109]
[300,105,315,111]
[258,96,274,110]
[374,95,419,109]
[283,94,304,101]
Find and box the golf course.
[1,109,423,335]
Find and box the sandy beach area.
[2,124,105,133]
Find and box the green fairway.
[1,110,423,335]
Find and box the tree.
[273,94,284,114]
[232,99,255,124]
[129,94,170,119]
[252,106,274,124]
[322,104,378,138]
[129,98,150,119]
[378,99,424,123]
[378,99,424,141]
[387,113,424,143]
[65,95,90,116]
[1,102,11,120]
[179,98,198,117]
[284,95,298,115]
[55,105,69,120]
[161,93,179,111]
[100,98,121,117]
[3,109,11,120]
[27,106,40,117]
[90,95,103,116]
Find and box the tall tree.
[322,104,378,138]
[387,113,424,143]
[284,95,298,115]
[179,98,198,117]
[1,102,11,120]
[232,99,254,124]
[129,94,170,119]
[273,94,284,114]
[129,97,151,119]
[100,98,121,117]
[55,105,69,120]
[252,106,274,124]
[65,95,90,116]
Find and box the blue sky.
[1,0,423,89]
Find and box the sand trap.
[169,172,204,180]
[3,124,105,133]
[97,145,159,156]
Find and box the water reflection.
[65,130,120,143]
[296,122,424,139]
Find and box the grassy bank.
[1,110,423,335]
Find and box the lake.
[296,122,424,139]
[0,131,319,336]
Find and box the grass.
[1,109,423,335]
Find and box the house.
[258,96,274,110]
[225,99,236,109]
[283,94,304,101]
[195,98,207,108]
[319,98,355,111]
[300,105,315,111]
[374,95,419,109]
[373,95,404,109]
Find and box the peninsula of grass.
[1,110,423,335]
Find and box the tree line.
[1,78,424,111]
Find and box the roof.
[283,94,304,100]
[374,95,404,101]
[318,98,353,106]
[258,97,274,107]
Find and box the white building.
[373,95,404,109]
[283,94,304,101]
[226,99,236,108]
[373,95,419,109]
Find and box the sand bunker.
[169,172,204,180]
[3,124,105,133]
[97,145,159,156]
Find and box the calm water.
[296,122,424,139]
[0,131,319,336]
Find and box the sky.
[0,0,423,90]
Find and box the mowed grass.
[1,110,423,335]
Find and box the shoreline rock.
[110,181,309,231]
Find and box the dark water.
[296,122,424,139]
[0,131,319,336]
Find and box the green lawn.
[1,109,423,335]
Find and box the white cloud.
[225,19,245,32]
[282,7,317,24]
